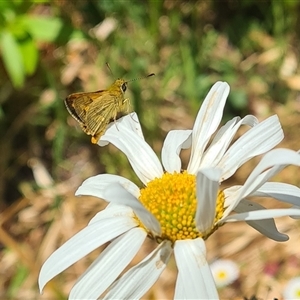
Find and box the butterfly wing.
[65,90,104,126]
[65,89,128,144]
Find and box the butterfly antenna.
[127,73,155,83]
[106,62,114,76]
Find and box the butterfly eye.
[121,83,127,92]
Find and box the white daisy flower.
[39,82,300,299]
[283,277,300,299]
[210,259,239,287]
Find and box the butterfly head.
[112,79,128,94]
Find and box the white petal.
[223,185,241,207]
[104,183,161,236]
[161,130,192,173]
[39,216,137,292]
[118,113,145,139]
[222,208,300,223]
[75,174,140,199]
[224,149,300,216]
[174,271,185,299]
[233,199,288,241]
[289,205,300,219]
[174,239,219,299]
[218,115,283,181]
[69,228,146,299]
[196,168,222,233]
[188,82,230,174]
[253,182,300,206]
[88,203,134,225]
[98,119,163,185]
[104,240,172,300]
[241,149,300,198]
[96,114,144,148]
[201,115,258,169]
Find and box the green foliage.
[20,16,64,43]
[0,2,41,86]
[0,30,25,88]
[6,263,28,299]
[0,1,80,88]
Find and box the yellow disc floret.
[139,171,225,243]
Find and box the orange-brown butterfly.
[65,73,154,144]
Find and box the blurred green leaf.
[7,263,28,299]
[19,37,39,75]
[180,42,197,104]
[230,90,248,110]
[0,106,4,119]
[0,30,24,87]
[0,2,11,10]
[21,16,63,42]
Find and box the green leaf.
[7,263,28,298]
[0,105,4,119]
[19,37,39,75]
[230,90,248,110]
[21,16,63,42]
[0,30,24,87]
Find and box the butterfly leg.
[113,113,120,131]
[122,98,131,113]
[122,98,136,123]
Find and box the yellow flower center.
[217,271,227,280]
[139,171,225,243]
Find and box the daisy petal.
[241,149,300,197]
[161,130,192,173]
[174,239,219,299]
[252,182,300,206]
[96,114,144,148]
[69,228,146,299]
[38,216,137,292]
[117,113,145,139]
[196,168,222,233]
[223,208,300,223]
[201,115,258,169]
[174,272,186,299]
[290,207,300,219]
[75,174,140,199]
[233,199,288,241]
[88,204,134,225]
[188,82,230,174]
[104,182,161,235]
[224,149,300,216]
[219,115,283,181]
[98,120,163,185]
[104,240,172,299]
[223,185,241,207]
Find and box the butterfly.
[65,74,154,144]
